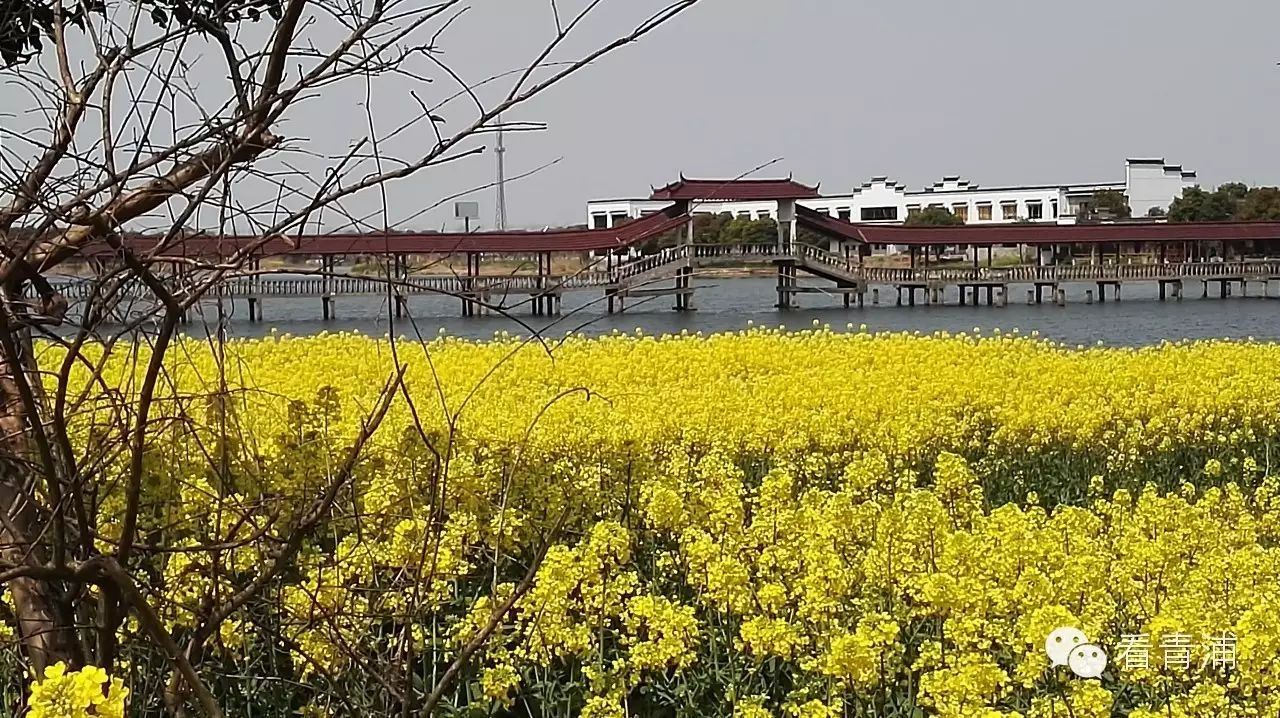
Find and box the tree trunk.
[0,319,82,672]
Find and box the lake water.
[157,277,1280,346]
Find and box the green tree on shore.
[1167,182,1280,222]
[1088,190,1132,220]
[904,207,964,226]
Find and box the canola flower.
[17,328,1280,716]
[27,663,127,718]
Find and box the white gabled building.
[586,158,1198,230]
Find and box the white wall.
[1125,159,1195,217]
[801,182,1079,225]
[586,157,1196,230]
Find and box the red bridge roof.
[795,206,1280,246]
[650,176,821,201]
[97,205,689,260]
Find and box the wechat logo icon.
[1045,626,1108,679]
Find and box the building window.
[591,214,608,229]
[758,210,771,220]
[977,203,992,221]
[737,211,751,219]
[861,206,898,221]
[1026,201,1043,220]
[837,207,852,221]
[1051,200,1059,218]
[1001,202,1019,220]
[906,205,922,218]
[610,213,629,227]
[951,203,969,222]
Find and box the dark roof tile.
[650,177,821,201]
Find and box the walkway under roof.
[61,177,1280,263]
[795,206,1280,247]
[99,205,690,260]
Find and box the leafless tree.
[0,0,701,714]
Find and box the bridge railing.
[612,245,691,283]
[46,259,1280,302]
[690,242,783,259]
[795,244,860,278]
[862,267,921,284]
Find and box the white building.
[586,158,1197,230]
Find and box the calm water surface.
[149,277,1280,347]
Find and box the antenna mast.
[495,115,508,230]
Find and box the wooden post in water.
[321,255,334,321]
[248,256,261,322]
[393,253,407,319]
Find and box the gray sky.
[5,0,1280,232]
[472,0,1280,228]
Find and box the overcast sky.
[5,0,1279,232]
[470,0,1280,228]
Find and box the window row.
[904,199,1058,222]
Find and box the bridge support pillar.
[996,286,1006,307]
[1202,280,1209,299]
[1116,284,1122,302]
[1174,281,1183,301]
[1056,288,1066,307]
[248,297,260,322]
[1242,280,1249,298]
[872,288,879,306]
[1086,290,1094,305]
[321,255,335,320]
[1221,280,1229,299]
[775,264,795,309]
[1159,282,1166,301]
[394,294,406,319]
[1027,289,1035,305]
[1097,282,1106,303]
[955,286,963,306]
[674,266,694,311]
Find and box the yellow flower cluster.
[27,663,127,718]
[32,328,1280,715]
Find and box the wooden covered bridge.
[66,177,1280,318]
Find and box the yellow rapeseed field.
[26,327,1280,717]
